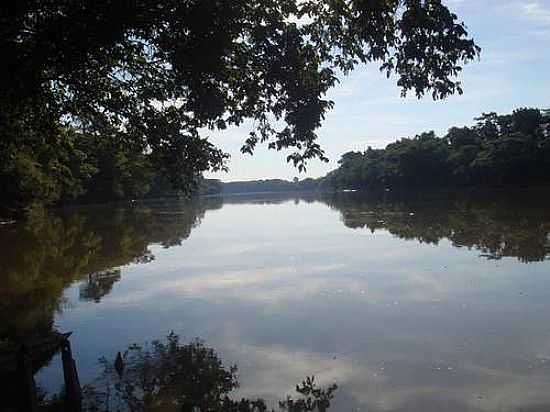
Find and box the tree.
[75,133,155,201]
[0,0,479,210]
[446,126,479,148]
[511,108,543,136]
[322,107,550,190]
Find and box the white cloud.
[220,328,550,412]
[521,1,550,25]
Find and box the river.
[2,190,550,411]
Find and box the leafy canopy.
[1,0,479,207]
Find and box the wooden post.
[16,346,38,412]
[61,339,82,412]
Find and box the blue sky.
[207,0,550,182]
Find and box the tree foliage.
[1,0,479,211]
[323,108,550,190]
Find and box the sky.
[206,0,550,182]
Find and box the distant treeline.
[323,108,550,190]
[208,108,550,195]
[221,178,318,194]
[196,177,319,196]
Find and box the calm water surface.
[2,191,550,411]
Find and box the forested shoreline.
[324,107,550,190]
[2,107,549,219]
[207,107,550,195]
[0,129,216,217]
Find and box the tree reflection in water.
[79,270,122,303]
[0,198,222,342]
[322,189,550,263]
[4,190,550,345]
[4,191,550,410]
[81,333,337,412]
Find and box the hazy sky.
[207,0,550,182]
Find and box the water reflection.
[0,198,221,341]
[3,190,550,411]
[323,190,550,262]
[78,333,336,412]
[79,270,122,303]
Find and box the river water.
[2,190,550,411]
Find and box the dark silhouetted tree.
[0,0,479,210]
